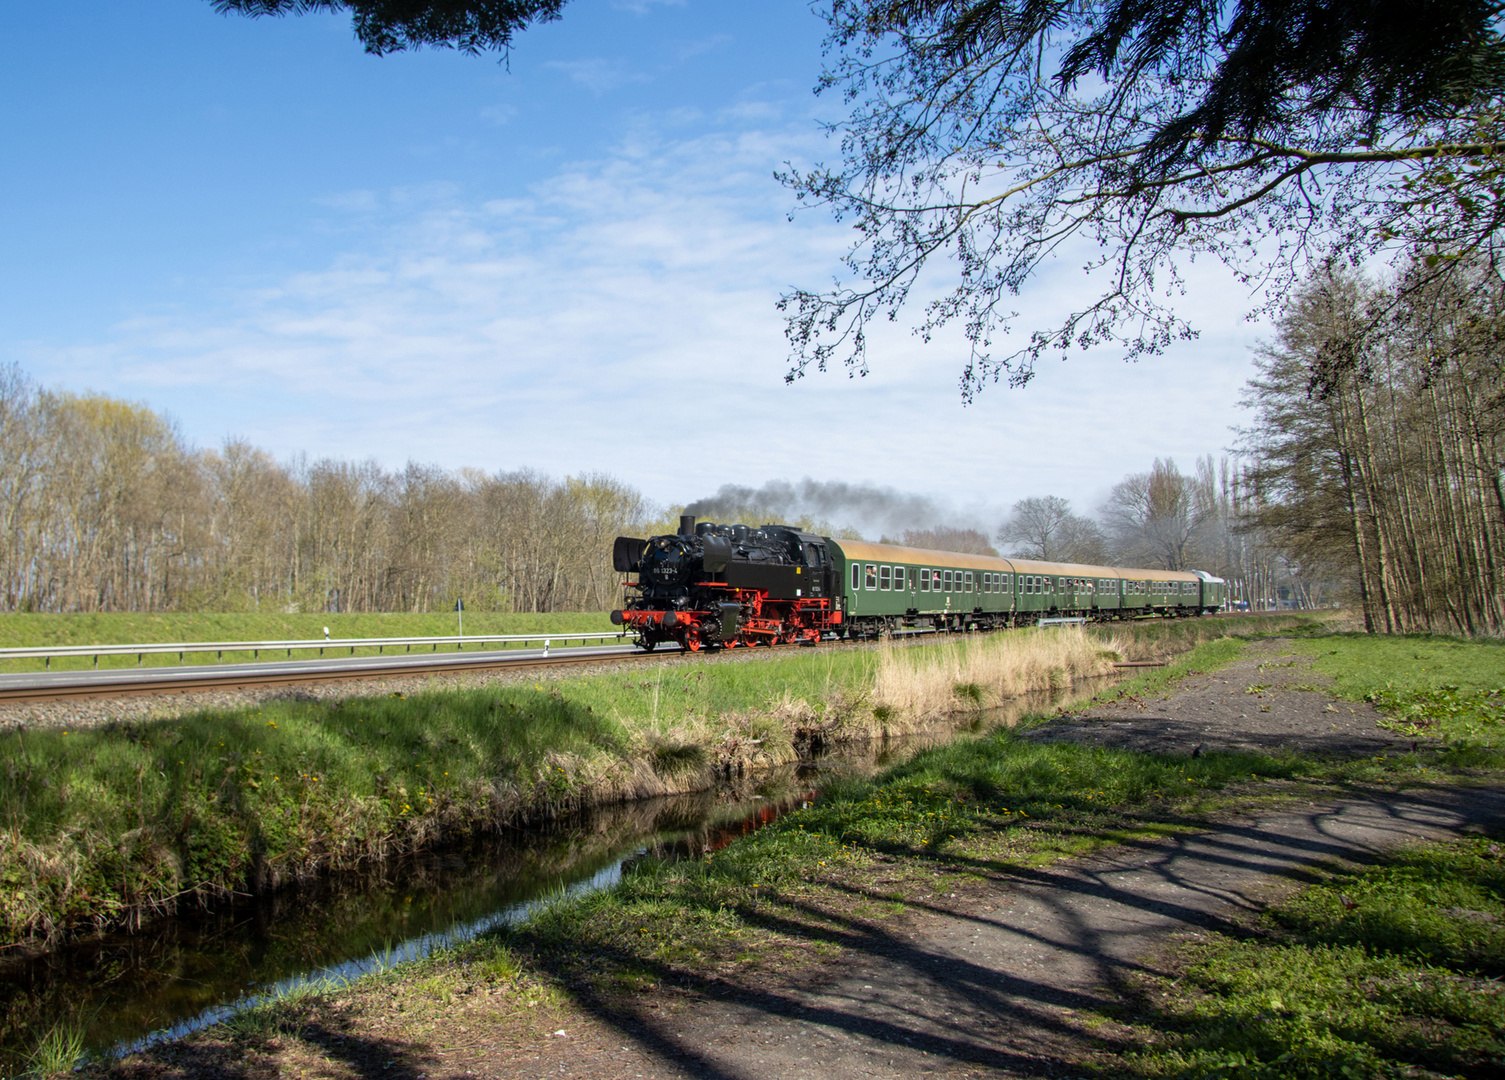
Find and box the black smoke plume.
[684,479,986,541]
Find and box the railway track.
[0,643,672,703]
[0,612,1223,704]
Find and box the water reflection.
[0,679,1104,1068]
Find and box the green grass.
[1294,632,1505,699]
[0,620,1207,948]
[1114,835,1505,1079]
[0,611,616,673]
[1287,633,1505,747]
[8,614,1482,957]
[25,1018,86,1077]
[0,681,641,944]
[1085,634,1254,704]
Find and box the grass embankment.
[0,626,1121,948]
[0,612,615,674]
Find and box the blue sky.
[2,0,1267,535]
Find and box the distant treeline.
[0,366,663,614]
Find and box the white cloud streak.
[22,102,1267,529]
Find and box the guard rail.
[0,632,629,669]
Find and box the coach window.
[865,564,877,590]
[894,566,906,591]
[919,568,930,592]
[851,564,861,591]
[943,570,953,591]
[879,565,891,591]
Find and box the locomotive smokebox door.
[612,536,645,573]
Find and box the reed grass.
[873,626,1123,723]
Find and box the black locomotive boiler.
[609,515,840,651]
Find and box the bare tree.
[1100,459,1215,571]
[783,1,1505,396]
[997,496,1106,562]
[900,526,998,555]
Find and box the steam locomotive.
[609,515,1227,652]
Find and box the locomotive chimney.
[678,514,696,537]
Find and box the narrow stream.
[0,682,1105,1070]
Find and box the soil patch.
[1025,638,1412,758]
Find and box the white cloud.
[542,57,651,93]
[480,103,518,126]
[611,0,687,12]
[24,105,1267,528]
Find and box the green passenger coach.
[828,539,1226,638]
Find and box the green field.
[0,611,617,673]
[1290,632,1505,747]
[0,634,899,945]
[12,617,1505,1074]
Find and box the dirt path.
[108,639,1504,1080]
[1024,638,1411,758]
[400,790,1494,1080]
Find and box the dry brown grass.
[872,627,1124,724]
